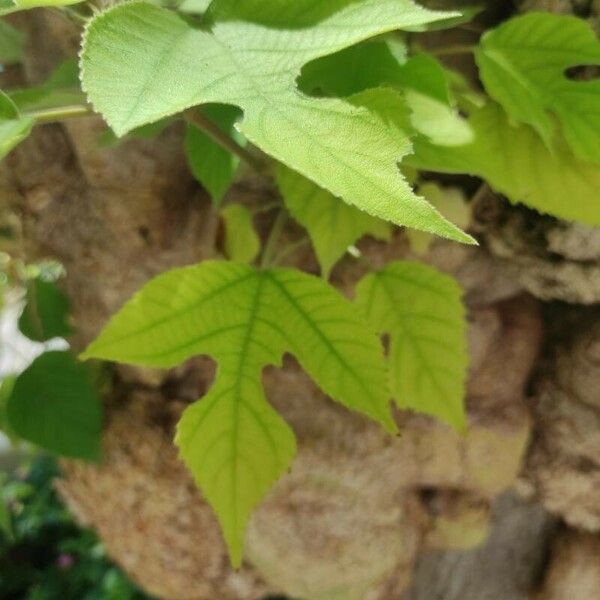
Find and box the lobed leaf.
[82,260,393,565]
[356,261,468,430]
[80,0,474,243]
[476,12,600,162]
[408,103,600,225]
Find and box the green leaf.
[0,20,25,64]
[356,261,467,430]
[80,1,474,244]
[0,92,33,160]
[407,183,470,255]
[300,43,473,146]
[82,260,393,565]
[220,204,260,264]
[185,104,244,205]
[0,0,82,16]
[476,12,600,162]
[7,351,102,461]
[0,90,18,119]
[8,58,84,113]
[18,278,72,342]
[408,102,600,226]
[0,375,18,442]
[277,165,390,277]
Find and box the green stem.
[260,210,288,269]
[23,105,93,124]
[184,108,265,174]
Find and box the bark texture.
[1,2,599,599]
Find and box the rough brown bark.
[2,4,599,600]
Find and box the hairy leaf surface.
[409,103,600,225]
[356,261,467,429]
[80,1,474,243]
[82,261,393,565]
[476,12,600,162]
[277,165,390,277]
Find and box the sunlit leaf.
[81,0,473,243]
[277,165,390,277]
[82,260,393,565]
[356,261,468,430]
[476,12,600,162]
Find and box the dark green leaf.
[18,278,72,342]
[7,351,102,461]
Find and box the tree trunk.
[2,3,599,599]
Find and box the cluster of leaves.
[0,262,102,462]
[1,0,599,567]
[0,455,153,600]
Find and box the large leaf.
[185,104,245,205]
[409,103,600,226]
[7,351,102,461]
[476,12,600,163]
[18,278,72,342]
[0,20,24,64]
[80,1,474,243]
[356,261,467,430]
[82,261,393,565]
[277,165,390,277]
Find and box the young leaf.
[220,204,260,264]
[407,183,470,255]
[0,20,25,65]
[356,261,468,430]
[0,91,33,160]
[277,165,390,277]
[409,103,600,226]
[80,1,474,244]
[81,261,394,565]
[18,277,72,342]
[300,43,473,146]
[476,12,600,162]
[185,104,244,205]
[7,351,102,461]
